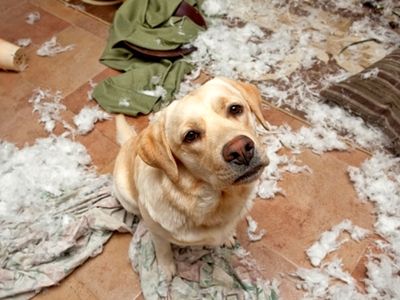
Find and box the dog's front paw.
[222,232,237,248]
[159,259,177,281]
[151,233,176,281]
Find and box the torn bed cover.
[0,136,135,299]
[130,220,279,300]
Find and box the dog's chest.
[189,185,253,228]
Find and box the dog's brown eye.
[229,104,243,116]
[183,130,200,143]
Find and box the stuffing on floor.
[0,0,399,299]
[0,136,135,299]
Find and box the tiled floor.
[0,1,376,299]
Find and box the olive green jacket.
[93,0,204,115]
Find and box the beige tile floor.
[0,1,376,299]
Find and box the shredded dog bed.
[0,136,135,299]
[129,221,278,300]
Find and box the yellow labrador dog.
[113,77,269,279]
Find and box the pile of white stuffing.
[0,136,133,299]
[0,136,98,219]
[28,83,110,136]
[4,0,400,298]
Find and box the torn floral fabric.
[93,0,205,116]
[0,137,136,299]
[129,221,279,300]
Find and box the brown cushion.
[320,48,400,154]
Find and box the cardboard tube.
[0,38,27,72]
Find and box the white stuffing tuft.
[257,79,389,152]
[306,219,369,267]
[295,259,363,299]
[64,2,86,11]
[255,124,312,199]
[25,11,40,25]
[140,85,167,99]
[150,75,161,85]
[246,216,266,242]
[201,0,229,16]
[348,152,400,206]
[320,70,353,88]
[304,101,389,150]
[190,21,271,80]
[277,124,348,155]
[295,267,331,297]
[173,77,201,100]
[257,179,283,200]
[349,224,370,242]
[29,88,109,135]
[365,254,400,299]
[86,79,97,100]
[15,38,32,48]
[258,85,289,108]
[36,36,75,57]
[323,259,355,285]
[73,105,111,135]
[118,98,130,107]
[332,0,363,11]
[28,88,71,133]
[350,17,400,46]
[361,67,380,79]
[306,225,348,268]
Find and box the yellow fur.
[113,77,269,279]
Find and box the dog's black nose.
[222,135,255,166]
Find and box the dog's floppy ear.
[137,114,179,182]
[222,78,270,130]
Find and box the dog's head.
[137,77,269,189]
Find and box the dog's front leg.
[222,231,237,248]
[151,233,176,280]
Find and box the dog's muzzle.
[222,135,268,184]
[222,135,255,166]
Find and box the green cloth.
[93,0,204,116]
